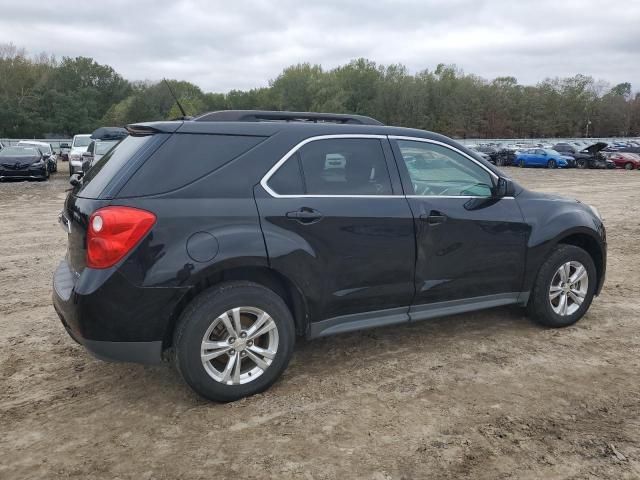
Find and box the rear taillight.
[86,206,156,269]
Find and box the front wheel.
[174,281,295,402]
[519,159,525,168]
[527,245,596,327]
[576,159,587,169]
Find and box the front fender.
[517,193,606,295]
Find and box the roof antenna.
[163,79,192,120]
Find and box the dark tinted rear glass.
[118,134,264,197]
[267,154,304,195]
[77,135,155,199]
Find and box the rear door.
[254,135,416,335]
[389,137,528,313]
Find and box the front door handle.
[286,208,323,224]
[420,211,447,225]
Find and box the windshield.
[96,140,119,155]
[73,136,92,148]
[0,146,40,157]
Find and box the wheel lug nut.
[228,337,235,344]
[229,349,235,355]
[240,332,247,338]
[247,341,253,347]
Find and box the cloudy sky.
[2,0,638,92]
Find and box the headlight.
[587,204,602,220]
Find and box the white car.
[17,140,58,173]
[68,134,92,176]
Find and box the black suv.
[53,110,606,402]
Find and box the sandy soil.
[1,161,639,479]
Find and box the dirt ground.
[1,161,639,480]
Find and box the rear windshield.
[77,135,156,198]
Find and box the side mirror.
[69,172,83,187]
[494,177,515,198]
[43,153,51,159]
[82,151,93,158]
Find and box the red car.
[607,152,640,170]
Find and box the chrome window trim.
[260,133,512,199]
[260,134,390,198]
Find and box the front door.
[389,137,529,312]
[255,135,416,334]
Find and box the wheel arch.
[162,265,309,352]
[556,231,605,294]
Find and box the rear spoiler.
[126,122,183,136]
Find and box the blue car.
[516,148,574,168]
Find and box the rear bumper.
[52,259,188,365]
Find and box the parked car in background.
[0,146,50,180]
[516,148,573,168]
[575,143,614,169]
[17,140,58,173]
[68,134,92,176]
[59,141,71,161]
[605,152,640,170]
[53,110,606,402]
[80,127,128,173]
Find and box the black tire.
[69,166,74,176]
[547,159,557,169]
[625,162,633,170]
[174,281,295,402]
[527,245,597,328]
[519,159,525,168]
[576,159,587,169]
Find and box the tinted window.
[267,154,304,195]
[396,140,494,197]
[78,135,155,198]
[296,138,391,195]
[118,134,264,197]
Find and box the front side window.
[396,140,494,197]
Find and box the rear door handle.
[420,211,447,225]
[286,208,323,224]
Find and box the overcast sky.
[1,0,638,92]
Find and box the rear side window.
[268,155,304,195]
[267,138,391,196]
[78,135,155,199]
[118,134,264,197]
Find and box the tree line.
[1,43,638,139]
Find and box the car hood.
[0,154,42,165]
[582,142,608,154]
[70,146,89,154]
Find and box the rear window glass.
[267,154,304,195]
[117,134,264,197]
[78,135,155,199]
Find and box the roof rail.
[193,110,383,126]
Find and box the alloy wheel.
[200,307,279,385]
[548,261,589,316]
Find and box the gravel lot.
[1,162,639,479]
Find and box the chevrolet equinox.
[53,110,606,402]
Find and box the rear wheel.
[547,159,557,169]
[174,281,295,402]
[576,159,587,169]
[527,245,596,327]
[625,162,634,170]
[519,159,525,168]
